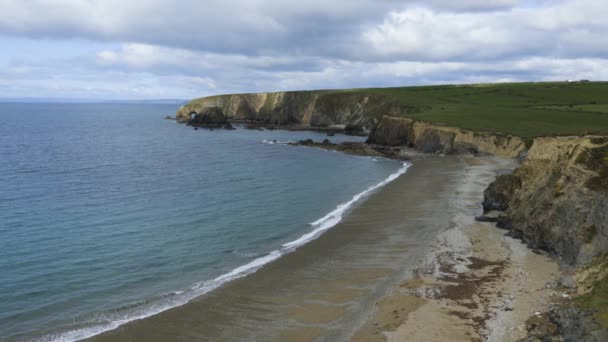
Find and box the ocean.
[0,103,407,341]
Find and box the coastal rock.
[475,215,499,222]
[415,128,456,153]
[366,116,415,146]
[553,307,608,342]
[367,115,526,158]
[521,306,607,342]
[496,136,608,265]
[290,140,404,159]
[175,91,402,129]
[188,106,233,129]
[482,174,522,212]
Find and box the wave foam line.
[43,162,411,342]
[43,251,283,342]
[283,161,411,249]
[261,139,293,145]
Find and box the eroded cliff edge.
[366,115,527,158]
[485,136,608,266]
[175,91,424,133]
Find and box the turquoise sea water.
[0,103,404,341]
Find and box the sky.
[0,0,607,100]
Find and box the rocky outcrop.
[519,252,608,341]
[290,139,406,160]
[483,174,522,212]
[188,106,233,129]
[367,116,527,158]
[176,91,409,130]
[484,136,608,266]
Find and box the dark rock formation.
[485,137,608,266]
[474,215,499,223]
[176,91,401,130]
[366,116,527,158]
[290,140,405,160]
[482,174,521,212]
[415,129,456,153]
[519,306,608,342]
[366,116,414,146]
[188,107,233,129]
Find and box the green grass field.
[342,82,608,138]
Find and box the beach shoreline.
[86,155,472,341]
[82,153,565,342]
[353,156,563,342]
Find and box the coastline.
[87,155,470,341]
[84,153,567,342]
[40,152,406,342]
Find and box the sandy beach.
[353,156,563,342]
[87,155,563,342]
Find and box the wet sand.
[88,156,469,341]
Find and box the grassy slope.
[346,81,608,138]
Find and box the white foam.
[283,162,411,249]
[261,139,293,145]
[41,162,411,342]
[43,251,284,342]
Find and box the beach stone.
[559,276,577,289]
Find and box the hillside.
[177,81,608,138]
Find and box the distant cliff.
[176,91,416,130]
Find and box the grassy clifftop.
[360,81,608,138]
[181,81,608,138]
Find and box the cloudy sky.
[0,0,607,99]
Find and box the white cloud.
[362,0,608,61]
[0,0,606,99]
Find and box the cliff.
[176,91,415,130]
[484,136,608,266]
[366,115,528,159]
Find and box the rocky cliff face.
[485,136,608,265]
[176,91,409,129]
[367,116,528,159]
